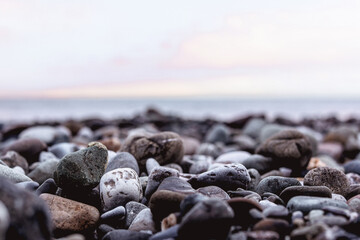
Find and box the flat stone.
[287,196,349,214]
[256,176,301,196]
[157,176,195,195]
[196,185,230,200]
[40,193,99,232]
[106,152,139,175]
[100,168,142,211]
[36,178,57,195]
[215,151,251,164]
[102,230,151,240]
[279,185,332,203]
[253,218,290,235]
[188,164,251,191]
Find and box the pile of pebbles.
[1,109,360,239]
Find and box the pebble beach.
[1,107,360,240]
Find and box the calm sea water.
[1,98,360,122]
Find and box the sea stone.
[0,176,52,240]
[227,197,263,227]
[279,186,332,203]
[344,160,360,175]
[0,201,9,240]
[196,186,230,200]
[303,167,350,196]
[0,151,28,173]
[125,201,147,228]
[188,164,251,191]
[100,168,142,211]
[28,158,59,184]
[242,118,267,139]
[2,138,47,164]
[204,124,231,144]
[241,155,273,175]
[49,143,80,159]
[102,230,151,240]
[40,193,99,232]
[128,208,156,233]
[256,130,312,175]
[54,142,108,191]
[178,199,234,240]
[287,196,349,214]
[99,137,121,152]
[215,151,251,164]
[0,164,32,183]
[149,190,186,223]
[144,167,179,199]
[121,131,184,170]
[19,126,59,145]
[106,152,139,175]
[256,176,301,196]
[157,176,195,195]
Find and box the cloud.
[168,8,360,69]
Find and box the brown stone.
[2,138,47,164]
[99,137,121,152]
[40,193,100,232]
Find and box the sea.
[1,97,360,123]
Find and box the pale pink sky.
[1,1,360,98]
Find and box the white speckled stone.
[100,168,142,212]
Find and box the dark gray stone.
[287,196,349,213]
[188,164,251,191]
[106,152,139,175]
[54,142,108,192]
[256,176,301,196]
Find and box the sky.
[1,0,360,98]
